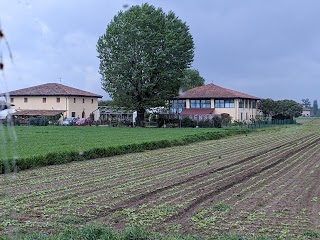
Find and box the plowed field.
[1,120,320,238]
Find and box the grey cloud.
[1,0,320,102]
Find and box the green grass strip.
[1,128,250,173]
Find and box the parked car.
[62,117,79,126]
[75,118,92,126]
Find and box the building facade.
[302,108,311,117]
[170,83,260,122]
[7,83,102,120]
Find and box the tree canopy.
[98,100,114,107]
[97,4,194,126]
[180,69,205,91]
[301,98,311,108]
[259,98,303,118]
[313,100,318,116]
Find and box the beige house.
[302,107,311,117]
[7,83,102,120]
[170,83,260,122]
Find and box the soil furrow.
[94,134,317,217]
[162,136,320,225]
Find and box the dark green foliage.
[97,3,194,126]
[213,203,232,212]
[157,115,232,128]
[302,98,311,108]
[302,230,320,238]
[180,69,205,91]
[2,224,278,240]
[122,225,151,240]
[259,98,303,118]
[312,100,318,116]
[2,224,282,240]
[181,117,196,128]
[0,128,250,173]
[197,120,212,128]
[217,233,272,240]
[217,233,249,240]
[28,117,49,126]
[212,116,222,128]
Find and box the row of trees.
[258,99,303,118]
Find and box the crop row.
[93,134,320,232]
[1,125,320,237]
[184,137,320,237]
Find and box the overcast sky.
[0,0,319,103]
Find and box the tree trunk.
[136,109,145,127]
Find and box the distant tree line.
[259,99,303,119]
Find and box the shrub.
[28,117,49,126]
[181,117,196,128]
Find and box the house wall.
[236,99,259,121]
[183,98,259,122]
[237,108,259,121]
[302,110,311,117]
[11,96,67,111]
[67,97,99,119]
[10,96,99,120]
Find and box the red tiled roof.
[13,109,66,116]
[8,83,102,98]
[176,83,259,100]
[181,108,214,115]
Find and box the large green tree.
[97,4,194,126]
[180,69,205,91]
[258,98,275,116]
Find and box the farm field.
[1,119,320,238]
[0,126,226,159]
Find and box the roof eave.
[10,94,103,98]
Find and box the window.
[190,100,200,108]
[74,98,76,103]
[71,112,76,117]
[252,100,256,109]
[56,97,60,103]
[91,99,93,104]
[214,99,234,108]
[82,98,85,103]
[239,99,244,108]
[214,99,224,108]
[245,99,248,108]
[42,98,46,103]
[24,98,28,103]
[170,99,186,114]
[190,99,211,108]
[10,98,14,103]
[224,99,235,108]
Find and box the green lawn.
[2,126,224,159]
